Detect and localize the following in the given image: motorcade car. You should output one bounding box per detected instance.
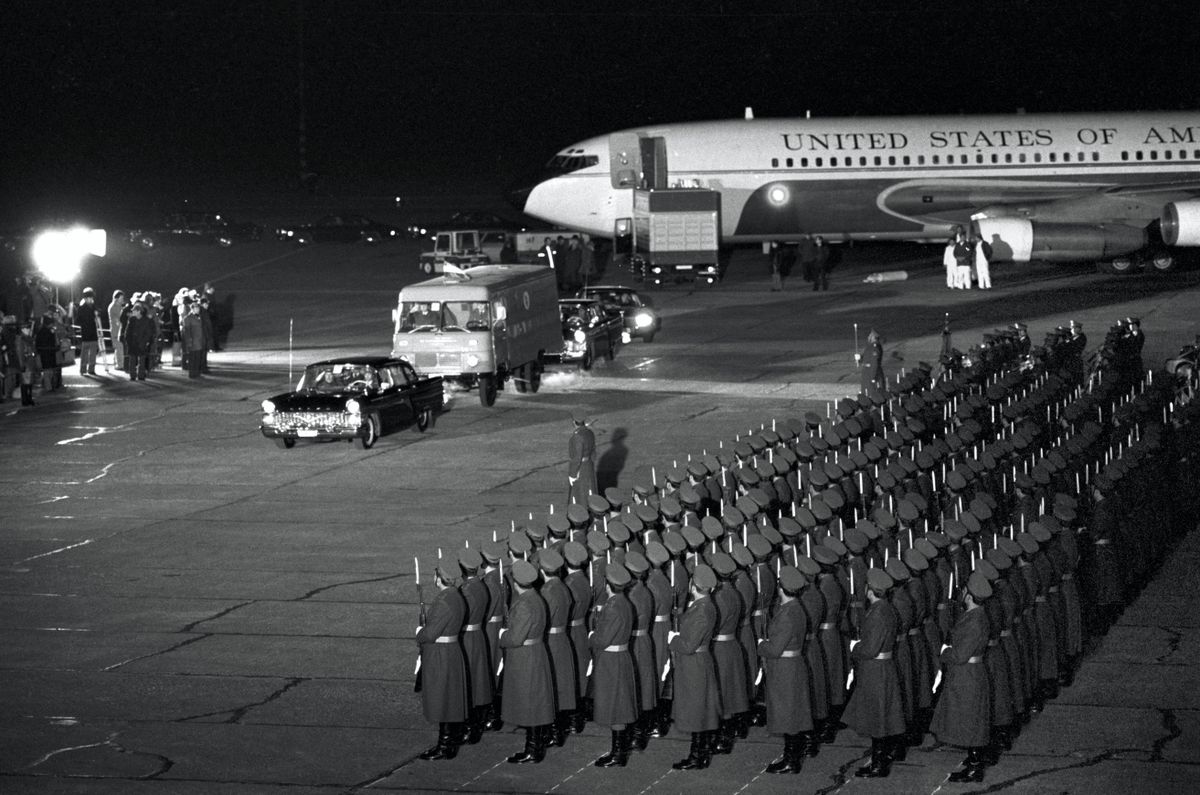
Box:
[275,215,399,245]
[128,211,263,250]
[575,284,660,343]
[545,298,625,370]
[259,356,444,449]
[417,229,509,274]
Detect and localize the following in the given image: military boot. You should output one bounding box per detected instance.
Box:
[672,732,705,770]
[506,726,545,764]
[594,728,630,767]
[484,698,503,731]
[650,699,672,737]
[632,712,650,751]
[948,748,987,782]
[854,738,892,778]
[765,734,795,774]
[712,719,734,754]
[419,723,455,761]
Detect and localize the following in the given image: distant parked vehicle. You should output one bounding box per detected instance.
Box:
[275,215,399,245]
[128,211,262,250]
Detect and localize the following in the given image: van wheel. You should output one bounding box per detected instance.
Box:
[581,347,594,371]
[479,375,498,406]
[528,362,542,393]
[357,414,380,449]
[416,407,432,432]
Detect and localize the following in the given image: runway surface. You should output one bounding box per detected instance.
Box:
[3,232,1199,793]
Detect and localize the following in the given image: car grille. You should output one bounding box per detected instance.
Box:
[275,411,357,430]
[412,352,462,370]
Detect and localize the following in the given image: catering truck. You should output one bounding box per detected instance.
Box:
[391,264,561,406]
[631,187,721,285]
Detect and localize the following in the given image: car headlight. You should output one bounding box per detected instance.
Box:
[465,353,479,366]
[634,312,653,328]
[651,266,662,274]
[573,329,587,343]
[346,399,362,414]
[261,399,276,413]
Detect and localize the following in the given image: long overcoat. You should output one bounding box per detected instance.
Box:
[416,587,469,723]
[799,584,829,721]
[565,569,592,698]
[499,589,555,727]
[758,597,813,735]
[459,575,493,708]
[669,594,721,732]
[628,580,658,711]
[589,591,638,727]
[541,576,576,712]
[931,604,991,748]
[712,583,749,717]
[568,425,597,505]
[818,572,848,708]
[842,598,906,739]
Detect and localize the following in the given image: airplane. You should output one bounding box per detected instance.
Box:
[509,110,1200,274]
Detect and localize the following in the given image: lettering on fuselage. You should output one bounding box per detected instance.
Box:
[775,125,1200,153]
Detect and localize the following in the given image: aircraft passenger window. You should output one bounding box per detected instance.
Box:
[932,155,939,164]
[1120,151,1128,161]
[1019,153,1026,163]
[801,157,809,167]
[1136,151,1144,161]
[991,154,999,163]
[902,156,910,165]
[1049,152,1056,162]
[874,156,881,166]
[786,158,794,167]
[918,155,925,165]
[1165,150,1173,160]
[861,156,867,166]
[976,154,983,164]
[1034,153,1041,163]
[1180,150,1187,159]
[887,156,894,166]
[815,157,823,167]
[1150,150,1158,160]
[831,157,838,166]
[1005,154,1013,163]
[771,158,779,167]
[1092,152,1099,161]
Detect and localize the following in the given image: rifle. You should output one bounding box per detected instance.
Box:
[414,557,426,693]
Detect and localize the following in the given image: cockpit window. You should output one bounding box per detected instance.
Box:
[544,154,600,174]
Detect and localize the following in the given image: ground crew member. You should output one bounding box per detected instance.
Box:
[568,416,598,506]
[457,548,492,744]
[670,563,721,770]
[844,567,905,778]
[758,564,814,774]
[932,571,994,783]
[812,235,831,291]
[417,563,469,761]
[501,560,555,764]
[590,563,638,767]
[537,549,576,747]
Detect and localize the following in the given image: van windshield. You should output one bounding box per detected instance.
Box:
[399,300,491,332]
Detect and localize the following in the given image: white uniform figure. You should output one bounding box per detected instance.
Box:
[974,237,992,289]
[943,241,957,288]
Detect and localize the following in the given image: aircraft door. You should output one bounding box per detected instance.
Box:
[609,133,641,189]
[639,137,667,189]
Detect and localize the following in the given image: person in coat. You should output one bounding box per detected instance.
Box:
[843,568,906,778]
[814,545,849,743]
[796,554,829,754]
[500,560,555,764]
[757,565,814,774]
[932,572,994,782]
[537,549,577,747]
[710,552,749,754]
[589,563,638,767]
[456,548,493,745]
[70,287,104,375]
[107,290,126,370]
[670,563,721,770]
[644,540,676,737]
[812,235,831,291]
[625,551,659,751]
[122,303,156,381]
[416,564,469,760]
[479,540,507,731]
[563,541,593,733]
[15,320,40,405]
[568,417,598,506]
[181,301,205,378]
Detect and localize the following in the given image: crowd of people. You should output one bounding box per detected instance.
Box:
[413,316,1198,783]
[944,225,993,290]
[0,272,225,405]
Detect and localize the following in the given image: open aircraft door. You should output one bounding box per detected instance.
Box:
[611,134,667,253]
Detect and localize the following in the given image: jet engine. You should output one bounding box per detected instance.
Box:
[973,218,1146,263]
[1160,200,1200,246]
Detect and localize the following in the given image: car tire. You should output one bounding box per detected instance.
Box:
[421,261,434,275]
[416,407,432,432]
[514,366,528,393]
[528,361,542,393]
[479,374,498,407]
[357,414,380,449]
[581,346,594,371]
[275,437,295,449]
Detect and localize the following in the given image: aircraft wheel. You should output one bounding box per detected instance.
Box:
[1149,252,1177,273]
[1099,257,1136,275]
[479,374,498,406]
[357,414,380,449]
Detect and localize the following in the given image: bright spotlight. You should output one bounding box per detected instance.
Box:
[768,184,790,206]
[30,227,105,284]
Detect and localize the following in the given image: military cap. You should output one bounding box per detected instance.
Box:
[1053,504,1077,525]
[659,496,683,520]
[508,531,533,556]
[812,544,840,567]
[525,523,547,545]
[747,533,773,561]
[867,567,895,593]
[820,488,846,513]
[967,571,993,601]
[625,550,650,575]
[897,499,920,525]
[985,547,1013,570]
[710,551,737,578]
[645,540,670,567]
[731,542,754,569]
[687,459,710,480]
[436,563,460,586]
[666,466,687,486]
[676,484,701,507]
[512,559,539,587]
[1016,532,1039,556]
[604,487,626,511]
[632,477,654,497]
[969,500,993,523]
[924,531,949,551]
[733,441,754,462]
[795,553,821,578]
[822,460,844,482]
[608,519,633,546]
[1093,472,1113,492]
[1031,466,1052,486]
[844,527,870,554]
[692,563,718,591]
[997,536,1024,559]
[481,538,507,563]
[747,487,773,511]
[682,524,706,551]
[1029,522,1052,544]
[902,546,929,572]
[808,466,830,489]
[1053,492,1078,511]
[863,439,885,462]
[885,557,910,583]
[539,548,565,574]
[735,495,760,519]
[960,512,982,535]
[856,518,882,541]
[586,493,610,516]
[974,558,1000,581]
[794,438,816,461]
[849,449,870,471]
[811,434,831,454]
[914,449,935,472]
[912,538,937,561]
[733,466,760,490]
[587,529,611,554]
[778,565,807,593]
[662,530,687,556]
[563,540,589,567]
[605,563,632,589]
[696,515,720,542]
[810,497,834,524]
[458,547,484,571]
[826,535,849,557]
[944,519,967,542]
[876,469,897,491]
[942,466,967,492]
[776,447,799,466]
[760,523,783,547]
[552,512,575,536]
[721,505,746,529]
[804,410,823,428]
[634,503,659,527]
[778,516,803,539]
[874,508,897,532]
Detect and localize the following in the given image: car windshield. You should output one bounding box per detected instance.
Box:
[298,363,379,394]
[399,300,490,332]
[590,289,640,307]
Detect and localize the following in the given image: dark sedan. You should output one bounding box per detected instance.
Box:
[576,285,661,343]
[275,214,400,245]
[544,299,625,370]
[129,211,263,250]
[260,357,445,449]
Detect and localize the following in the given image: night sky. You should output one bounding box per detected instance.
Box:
[3,0,1199,217]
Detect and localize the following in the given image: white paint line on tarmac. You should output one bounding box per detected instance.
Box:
[16,539,94,565]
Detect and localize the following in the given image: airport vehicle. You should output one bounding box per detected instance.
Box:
[275,215,399,245]
[545,298,624,370]
[511,110,1200,274]
[406,210,521,239]
[416,229,506,274]
[260,356,444,450]
[391,264,561,406]
[128,211,262,250]
[630,188,721,285]
[576,284,660,342]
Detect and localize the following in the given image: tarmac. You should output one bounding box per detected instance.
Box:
[2,235,1199,793]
